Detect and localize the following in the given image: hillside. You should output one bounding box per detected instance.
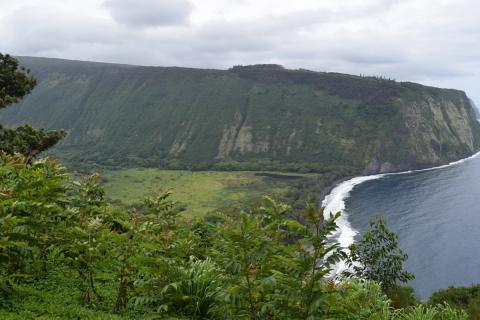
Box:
[470,98,480,119]
[1,56,479,174]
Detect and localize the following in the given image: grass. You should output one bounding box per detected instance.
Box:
[0,260,165,320]
[101,168,312,217]
[1,265,129,320]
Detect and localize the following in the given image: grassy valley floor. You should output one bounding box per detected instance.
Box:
[100,168,316,218]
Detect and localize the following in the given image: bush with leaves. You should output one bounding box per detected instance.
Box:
[154,257,224,318]
[0,125,65,160]
[0,154,68,290]
[0,54,36,108]
[106,201,183,313]
[387,285,418,310]
[62,174,111,305]
[323,281,466,320]
[104,207,138,313]
[0,54,64,158]
[394,303,468,320]
[330,280,392,319]
[130,191,212,316]
[429,284,480,319]
[267,200,347,319]
[0,212,26,296]
[346,216,414,292]
[211,196,346,319]
[213,204,282,319]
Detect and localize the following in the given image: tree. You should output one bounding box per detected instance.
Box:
[0,153,68,295]
[346,216,414,292]
[63,174,109,305]
[281,201,347,319]
[0,54,36,108]
[212,197,346,319]
[0,53,64,158]
[0,124,65,159]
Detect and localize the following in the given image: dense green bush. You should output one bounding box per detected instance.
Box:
[387,285,419,309]
[346,216,415,292]
[0,154,68,291]
[0,54,64,159]
[429,284,480,319]
[0,154,473,319]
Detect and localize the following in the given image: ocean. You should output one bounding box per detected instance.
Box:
[322,153,480,299]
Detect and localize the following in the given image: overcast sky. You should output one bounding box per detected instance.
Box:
[1,0,479,102]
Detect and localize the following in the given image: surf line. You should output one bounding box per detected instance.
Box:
[321,151,480,274]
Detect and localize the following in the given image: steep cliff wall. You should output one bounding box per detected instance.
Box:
[1,57,479,174]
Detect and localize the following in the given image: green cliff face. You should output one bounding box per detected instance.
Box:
[1,57,479,174]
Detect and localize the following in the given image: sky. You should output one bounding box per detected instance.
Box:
[1,0,479,102]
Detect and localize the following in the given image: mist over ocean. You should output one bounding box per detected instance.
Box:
[344,155,480,299]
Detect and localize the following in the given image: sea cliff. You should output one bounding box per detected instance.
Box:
[1,57,479,175]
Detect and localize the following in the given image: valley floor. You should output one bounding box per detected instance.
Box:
[101,168,315,217]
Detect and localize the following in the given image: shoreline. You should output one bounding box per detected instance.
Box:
[321,151,480,274]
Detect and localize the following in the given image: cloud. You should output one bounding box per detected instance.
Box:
[0,0,479,102]
[0,3,119,57]
[104,0,192,27]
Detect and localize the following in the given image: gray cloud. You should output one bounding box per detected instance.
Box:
[104,0,192,27]
[0,0,479,102]
[1,4,119,54]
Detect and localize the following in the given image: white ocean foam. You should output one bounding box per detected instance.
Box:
[322,151,480,274]
[321,175,385,247]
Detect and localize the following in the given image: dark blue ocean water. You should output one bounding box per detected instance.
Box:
[345,155,480,299]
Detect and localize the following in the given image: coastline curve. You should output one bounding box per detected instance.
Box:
[321,151,480,274]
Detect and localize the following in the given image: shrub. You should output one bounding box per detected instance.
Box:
[387,285,419,309]
[429,285,480,319]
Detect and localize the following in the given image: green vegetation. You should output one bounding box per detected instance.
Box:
[0,54,64,159]
[0,53,36,108]
[429,285,480,319]
[0,154,471,319]
[2,54,480,320]
[346,216,415,292]
[1,57,479,175]
[101,168,309,217]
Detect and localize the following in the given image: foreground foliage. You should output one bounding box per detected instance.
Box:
[0,52,477,319]
[0,54,64,160]
[346,216,415,292]
[429,284,480,320]
[0,53,36,108]
[0,154,473,319]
